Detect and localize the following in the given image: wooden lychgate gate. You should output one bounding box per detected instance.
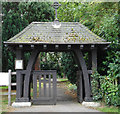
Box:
[32,70,57,105]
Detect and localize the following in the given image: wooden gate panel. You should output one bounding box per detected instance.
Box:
[32,70,57,105]
[39,75,41,97]
[33,74,37,99]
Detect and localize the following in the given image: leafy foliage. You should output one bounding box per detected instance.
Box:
[2,2,54,72]
[68,83,77,92]
[91,71,102,101]
[58,2,119,106]
[91,52,120,106]
[40,52,62,77]
[61,52,78,84]
[2,2,120,106]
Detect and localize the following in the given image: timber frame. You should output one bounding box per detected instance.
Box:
[5,43,107,103]
[4,21,110,104]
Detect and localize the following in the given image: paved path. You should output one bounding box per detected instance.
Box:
[13,83,100,112]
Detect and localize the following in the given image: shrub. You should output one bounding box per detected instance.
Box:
[91,52,120,107]
[91,71,102,101]
[68,83,77,92]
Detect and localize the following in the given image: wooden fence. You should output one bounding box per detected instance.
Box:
[0,70,16,106]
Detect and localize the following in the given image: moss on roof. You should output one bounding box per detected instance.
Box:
[5,22,110,44]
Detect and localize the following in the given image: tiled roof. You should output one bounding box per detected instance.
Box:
[5,22,110,44]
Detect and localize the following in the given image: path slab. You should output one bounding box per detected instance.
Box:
[82,101,101,108]
[12,83,100,112]
[12,102,31,107]
[13,101,100,112]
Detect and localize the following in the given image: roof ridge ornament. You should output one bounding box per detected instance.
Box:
[52,2,61,21]
[52,2,61,28]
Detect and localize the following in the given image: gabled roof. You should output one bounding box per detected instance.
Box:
[5,22,110,45]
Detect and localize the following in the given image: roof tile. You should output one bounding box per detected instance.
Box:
[6,22,110,44]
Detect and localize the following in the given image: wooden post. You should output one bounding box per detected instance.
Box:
[72,51,81,70]
[74,49,92,102]
[8,69,11,106]
[49,74,51,97]
[43,75,47,97]
[15,48,23,102]
[77,70,83,103]
[88,51,92,70]
[91,48,98,97]
[92,49,97,73]
[33,74,37,100]
[88,51,92,91]
[23,49,40,101]
[53,71,57,105]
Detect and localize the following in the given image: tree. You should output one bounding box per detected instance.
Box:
[2,2,54,71]
[2,2,28,71]
[58,2,119,81]
[61,52,78,84]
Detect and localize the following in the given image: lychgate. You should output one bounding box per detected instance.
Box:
[4,21,110,105]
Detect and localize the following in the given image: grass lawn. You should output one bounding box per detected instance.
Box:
[95,101,119,113]
[97,106,119,112]
[57,78,68,82]
[0,86,8,89]
[0,86,16,113]
[1,95,16,113]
